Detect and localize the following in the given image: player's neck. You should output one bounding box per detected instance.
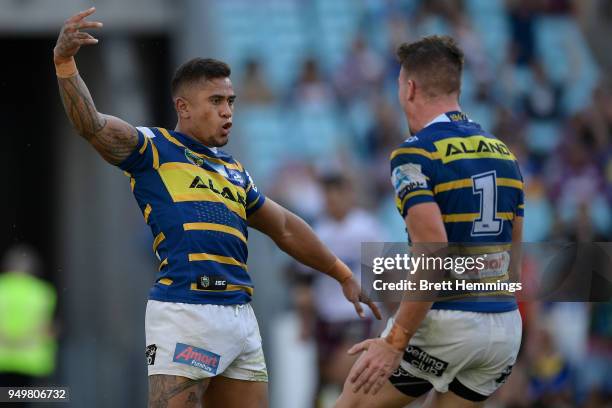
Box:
[174,123,214,149]
[411,98,461,134]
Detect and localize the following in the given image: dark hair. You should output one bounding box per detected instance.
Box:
[171,58,231,96]
[396,35,464,98]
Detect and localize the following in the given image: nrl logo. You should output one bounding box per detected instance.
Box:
[200,275,210,288]
[185,149,204,167]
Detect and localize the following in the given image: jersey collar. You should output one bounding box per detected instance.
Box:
[423,111,470,129]
[173,130,219,155]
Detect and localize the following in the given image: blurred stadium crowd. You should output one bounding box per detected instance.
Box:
[211,0,612,407]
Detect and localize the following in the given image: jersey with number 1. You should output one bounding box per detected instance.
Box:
[390,111,524,313]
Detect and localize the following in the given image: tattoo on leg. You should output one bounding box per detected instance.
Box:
[185,391,198,407]
[149,376,201,408]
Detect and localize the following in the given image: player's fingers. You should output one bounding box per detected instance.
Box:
[74,32,96,40]
[353,365,377,393]
[362,371,377,394]
[67,7,96,23]
[361,295,382,320]
[347,339,370,355]
[352,300,365,319]
[65,21,103,32]
[69,31,98,45]
[78,21,104,30]
[77,38,99,45]
[371,374,388,395]
[349,353,370,383]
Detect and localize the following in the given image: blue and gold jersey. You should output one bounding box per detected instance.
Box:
[118,127,265,305]
[390,112,524,313]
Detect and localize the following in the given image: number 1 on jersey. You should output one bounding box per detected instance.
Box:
[471,171,502,236]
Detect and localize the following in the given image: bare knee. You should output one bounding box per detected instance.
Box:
[148,375,206,408]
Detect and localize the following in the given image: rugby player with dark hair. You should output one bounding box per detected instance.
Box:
[336,35,524,408]
[53,8,380,408]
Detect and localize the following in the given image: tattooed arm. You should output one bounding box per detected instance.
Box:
[54,7,138,165]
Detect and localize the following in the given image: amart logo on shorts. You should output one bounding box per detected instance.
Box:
[173,343,220,374]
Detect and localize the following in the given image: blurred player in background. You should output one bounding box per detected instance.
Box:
[336,35,524,407]
[291,172,386,407]
[53,8,380,408]
[0,245,57,389]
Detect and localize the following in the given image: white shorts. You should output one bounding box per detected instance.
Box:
[145,300,268,382]
[383,309,522,399]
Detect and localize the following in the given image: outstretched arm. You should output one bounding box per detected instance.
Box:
[248,198,381,319]
[54,7,138,165]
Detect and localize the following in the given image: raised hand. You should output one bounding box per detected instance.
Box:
[54,7,102,62]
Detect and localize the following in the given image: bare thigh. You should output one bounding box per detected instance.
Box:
[422,390,484,408]
[148,375,208,408]
[202,375,268,408]
[335,378,417,408]
[335,354,416,408]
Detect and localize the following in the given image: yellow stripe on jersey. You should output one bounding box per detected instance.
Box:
[183,222,247,244]
[158,278,173,285]
[153,232,165,253]
[499,178,524,189]
[158,258,168,271]
[442,212,515,222]
[188,253,247,270]
[157,127,243,171]
[157,162,247,219]
[150,138,160,169]
[143,204,152,223]
[433,135,516,164]
[157,127,185,149]
[390,147,440,161]
[139,135,149,154]
[189,283,254,296]
[518,204,525,209]
[434,177,523,194]
[434,179,472,194]
[246,196,261,210]
[396,190,434,210]
[130,177,135,192]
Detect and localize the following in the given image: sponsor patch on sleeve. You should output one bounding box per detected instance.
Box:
[173,343,220,375]
[391,163,428,197]
[245,170,259,193]
[146,344,157,366]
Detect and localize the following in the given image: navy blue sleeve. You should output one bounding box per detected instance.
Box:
[118,127,160,173]
[389,145,436,217]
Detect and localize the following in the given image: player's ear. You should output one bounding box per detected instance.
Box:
[175,96,190,119]
[407,79,416,102]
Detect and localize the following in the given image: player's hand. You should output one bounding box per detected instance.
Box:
[54,7,103,62]
[340,276,382,320]
[347,338,403,395]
